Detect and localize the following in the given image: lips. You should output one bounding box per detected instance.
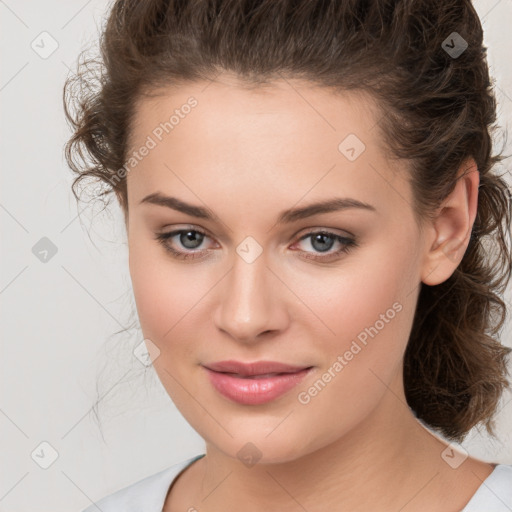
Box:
[202,360,313,405]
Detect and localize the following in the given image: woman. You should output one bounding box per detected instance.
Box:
[63,0,512,510]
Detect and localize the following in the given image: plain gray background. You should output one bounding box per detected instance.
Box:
[1,1,511,510]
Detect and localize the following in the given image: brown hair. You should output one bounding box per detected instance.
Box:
[63,0,512,442]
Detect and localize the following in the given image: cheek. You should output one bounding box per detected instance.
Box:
[304,246,417,391]
[128,240,210,404]
[128,233,204,343]
[290,255,416,450]
[296,245,414,351]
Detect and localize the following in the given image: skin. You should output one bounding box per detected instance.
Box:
[123,73,492,512]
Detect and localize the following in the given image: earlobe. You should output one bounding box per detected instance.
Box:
[421,158,480,286]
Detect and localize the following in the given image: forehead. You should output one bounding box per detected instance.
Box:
[129,74,382,148]
[126,75,411,218]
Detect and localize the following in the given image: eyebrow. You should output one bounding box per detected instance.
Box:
[139,192,376,224]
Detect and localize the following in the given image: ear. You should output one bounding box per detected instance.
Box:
[420,157,479,286]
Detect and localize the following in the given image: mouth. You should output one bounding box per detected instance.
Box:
[217,371,305,379]
[202,361,314,405]
[203,359,312,377]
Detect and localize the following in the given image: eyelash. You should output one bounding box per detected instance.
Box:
[154,227,358,263]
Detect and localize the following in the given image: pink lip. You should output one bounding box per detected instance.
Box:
[202,360,313,405]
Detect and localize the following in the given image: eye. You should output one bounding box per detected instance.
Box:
[154,227,215,260]
[154,227,357,262]
[290,230,357,262]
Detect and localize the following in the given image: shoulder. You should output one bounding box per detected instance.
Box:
[462,464,512,512]
[80,454,205,512]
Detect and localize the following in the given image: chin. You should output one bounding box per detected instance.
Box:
[198,418,327,466]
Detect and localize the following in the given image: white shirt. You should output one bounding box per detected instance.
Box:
[81,455,512,512]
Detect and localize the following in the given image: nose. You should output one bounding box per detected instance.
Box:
[213,249,288,344]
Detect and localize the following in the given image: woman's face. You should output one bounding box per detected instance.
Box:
[125,74,432,463]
